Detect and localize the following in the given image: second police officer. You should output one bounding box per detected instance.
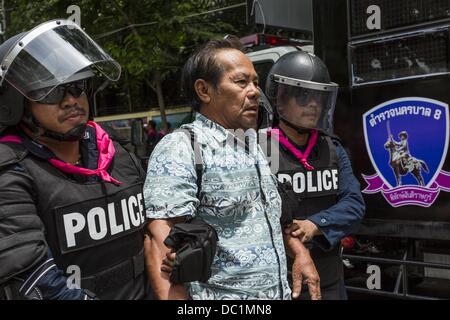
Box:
[262,51,365,300]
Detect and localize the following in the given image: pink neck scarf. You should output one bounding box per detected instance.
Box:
[268,127,318,171]
[0,121,122,185]
[0,135,22,144]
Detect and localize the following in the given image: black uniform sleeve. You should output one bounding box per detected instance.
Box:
[0,164,95,300]
[308,141,366,250]
[0,164,47,284]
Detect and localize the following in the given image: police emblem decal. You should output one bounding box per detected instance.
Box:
[362,97,450,207]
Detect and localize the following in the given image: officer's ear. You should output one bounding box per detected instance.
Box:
[194,79,212,104]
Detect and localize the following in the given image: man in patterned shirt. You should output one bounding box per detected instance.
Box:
[143,37,320,300]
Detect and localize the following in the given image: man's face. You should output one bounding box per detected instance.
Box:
[29,89,89,135]
[208,49,260,131]
[279,88,324,129]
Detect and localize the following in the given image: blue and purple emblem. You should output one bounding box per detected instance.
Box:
[362,97,450,207]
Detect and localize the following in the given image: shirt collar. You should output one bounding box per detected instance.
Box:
[195,113,230,143]
[194,113,260,145]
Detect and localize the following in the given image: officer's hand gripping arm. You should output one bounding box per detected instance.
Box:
[145,218,189,300]
[306,142,365,250]
[283,234,321,300]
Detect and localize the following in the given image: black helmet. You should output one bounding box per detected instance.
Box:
[0,33,94,134]
[0,19,121,139]
[265,51,338,133]
[0,33,27,133]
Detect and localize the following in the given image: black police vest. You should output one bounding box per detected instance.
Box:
[264,133,343,288]
[276,135,339,216]
[19,143,147,300]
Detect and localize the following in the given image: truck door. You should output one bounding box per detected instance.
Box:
[314,0,450,299]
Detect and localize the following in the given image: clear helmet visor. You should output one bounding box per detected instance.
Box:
[274,75,338,133]
[0,20,121,101]
[257,88,274,129]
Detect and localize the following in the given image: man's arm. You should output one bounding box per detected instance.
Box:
[144,218,189,300]
[391,136,402,147]
[283,234,321,300]
[143,131,201,299]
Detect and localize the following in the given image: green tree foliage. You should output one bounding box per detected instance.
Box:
[4,0,249,125]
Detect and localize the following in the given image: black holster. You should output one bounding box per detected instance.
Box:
[277,180,303,227]
[164,218,218,284]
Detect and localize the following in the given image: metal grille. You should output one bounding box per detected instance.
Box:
[351,29,449,85]
[350,0,450,37]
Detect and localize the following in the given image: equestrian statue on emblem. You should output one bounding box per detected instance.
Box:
[384,121,429,186]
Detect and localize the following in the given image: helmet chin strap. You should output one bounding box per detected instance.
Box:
[21,108,87,142]
[280,118,311,135]
[42,123,87,142]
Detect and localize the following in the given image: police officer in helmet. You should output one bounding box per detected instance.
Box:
[0,20,149,300]
[263,51,365,300]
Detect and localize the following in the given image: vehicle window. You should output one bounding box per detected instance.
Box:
[351,29,450,86]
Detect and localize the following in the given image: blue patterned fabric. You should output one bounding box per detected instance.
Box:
[144,114,291,300]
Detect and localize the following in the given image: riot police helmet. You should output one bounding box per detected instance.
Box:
[265,50,338,133]
[0,19,121,139]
